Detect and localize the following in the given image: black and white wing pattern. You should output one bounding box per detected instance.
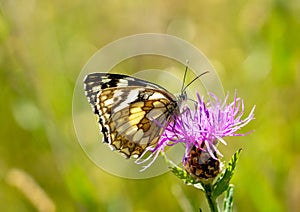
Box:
[84,73,179,158]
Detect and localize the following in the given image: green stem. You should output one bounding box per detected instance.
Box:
[203,183,219,212]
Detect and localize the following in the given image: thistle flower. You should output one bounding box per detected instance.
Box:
[136,91,255,175]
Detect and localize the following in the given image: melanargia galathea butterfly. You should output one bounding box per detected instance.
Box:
[84,73,183,158]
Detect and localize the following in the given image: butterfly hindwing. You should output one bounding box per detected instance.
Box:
[84,73,178,158]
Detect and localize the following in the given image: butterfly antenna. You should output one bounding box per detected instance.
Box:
[182,71,209,93]
[181,60,189,94]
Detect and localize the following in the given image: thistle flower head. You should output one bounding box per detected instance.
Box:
[136,91,255,174]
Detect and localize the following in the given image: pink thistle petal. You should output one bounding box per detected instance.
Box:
[136,91,255,171]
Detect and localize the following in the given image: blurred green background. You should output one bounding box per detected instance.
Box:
[1,1,299,211]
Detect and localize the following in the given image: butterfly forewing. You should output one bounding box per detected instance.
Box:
[84,73,179,158]
[84,73,168,105]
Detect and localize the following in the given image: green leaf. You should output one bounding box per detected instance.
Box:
[166,156,204,191]
[212,149,242,198]
[170,165,194,183]
[223,184,234,212]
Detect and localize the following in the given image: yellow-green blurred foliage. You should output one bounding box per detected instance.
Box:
[1,0,299,211]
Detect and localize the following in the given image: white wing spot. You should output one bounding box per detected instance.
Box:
[104,98,114,106]
[117,79,129,86]
[92,85,101,93]
[149,92,166,100]
[132,129,144,143]
[140,137,150,145]
[114,90,123,97]
[147,108,165,120]
[102,79,111,83]
[112,89,142,112]
[127,89,142,101]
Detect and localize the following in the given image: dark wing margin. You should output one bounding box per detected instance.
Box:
[84,72,168,106]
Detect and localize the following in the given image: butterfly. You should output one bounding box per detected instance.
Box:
[84,70,207,159]
[84,73,181,158]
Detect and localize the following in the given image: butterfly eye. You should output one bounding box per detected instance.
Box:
[180,91,187,101]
